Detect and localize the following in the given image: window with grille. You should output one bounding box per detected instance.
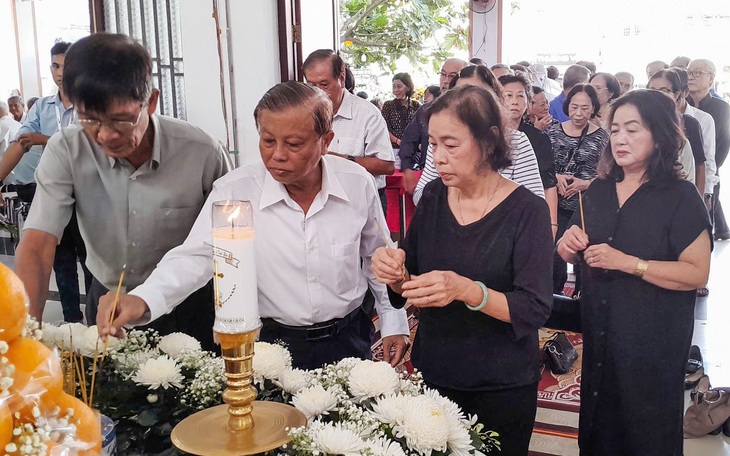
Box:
[102,0,186,120]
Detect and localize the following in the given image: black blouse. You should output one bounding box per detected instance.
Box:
[571,177,711,454]
[520,119,557,189]
[391,180,553,391]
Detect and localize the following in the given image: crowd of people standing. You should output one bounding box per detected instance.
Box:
[0,32,724,456]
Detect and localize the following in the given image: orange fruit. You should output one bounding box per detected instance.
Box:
[5,338,63,412]
[0,402,12,451]
[0,263,28,343]
[51,393,101,456]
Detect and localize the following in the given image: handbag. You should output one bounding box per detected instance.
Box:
[683,387,730,438]
[543,332,578,375]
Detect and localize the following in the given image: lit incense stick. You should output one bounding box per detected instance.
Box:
[578,191,586,233]
[90,264,126,406]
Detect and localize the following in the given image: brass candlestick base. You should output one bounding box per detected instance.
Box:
[171,327,306,455]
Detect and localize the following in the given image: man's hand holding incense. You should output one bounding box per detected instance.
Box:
[97,293,149,339]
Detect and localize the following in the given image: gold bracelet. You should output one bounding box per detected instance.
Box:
[633,259,649,278]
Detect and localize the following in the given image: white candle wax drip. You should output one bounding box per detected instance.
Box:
[212,226,260,333]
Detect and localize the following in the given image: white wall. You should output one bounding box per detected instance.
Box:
[179,0,281,166]
[470,0,501,65]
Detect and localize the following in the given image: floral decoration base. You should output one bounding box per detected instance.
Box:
[170,401,307,455]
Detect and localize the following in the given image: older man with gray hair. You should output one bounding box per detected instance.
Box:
[548,64,591,122]
[688,58,730,244]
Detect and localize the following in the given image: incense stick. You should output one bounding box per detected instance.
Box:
[578,191,586,233]
[89,265,126,407]
[374,217,397,249]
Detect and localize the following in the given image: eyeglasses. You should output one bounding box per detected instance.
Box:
[77,104,146,134]
[688,70,712,78]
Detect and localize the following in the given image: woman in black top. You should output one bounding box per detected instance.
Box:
[557,90,711,456]
[372,85,553,456]
[547,84,609,294]
[381,72,420,149]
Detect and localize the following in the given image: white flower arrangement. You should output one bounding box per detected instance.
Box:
[132,354,184,390]
[158,332,202,358]
[255,347,500,455]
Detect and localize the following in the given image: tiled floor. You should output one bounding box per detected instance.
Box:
[3,237,730,455]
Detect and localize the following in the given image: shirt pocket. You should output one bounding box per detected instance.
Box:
[331,241,360,296]
[155,205,201,252]
[333,137,361,156]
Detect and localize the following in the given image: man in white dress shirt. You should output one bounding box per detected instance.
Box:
[302,50,394,212]
[0,102,21,157]
[98,82,410,370]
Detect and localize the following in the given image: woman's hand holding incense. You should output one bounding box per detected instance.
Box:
[372,247,407,286]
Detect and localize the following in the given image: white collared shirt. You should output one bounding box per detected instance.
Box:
[329,91,394,189]
[683,104,718,192]
[130,155,409,338]
[0,115,21,157]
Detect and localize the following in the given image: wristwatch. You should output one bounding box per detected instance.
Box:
[347,155,356,162]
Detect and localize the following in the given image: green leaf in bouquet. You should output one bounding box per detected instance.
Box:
[135,409,161,427]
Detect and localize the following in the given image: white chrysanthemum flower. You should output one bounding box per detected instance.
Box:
[76,326,122,357]
[132,355,184,390]
[394,396,449,454]
[275,368,310,395]
[291,384,339,420]
[158,332,202,358]
[336,357,363,370]
[57,323,87,352]
[311,421,367,456]
[40,324,61,348]
[445,418,474,456]
[347,360,399,401]
[252,342,292,381]
[115,349,160,375]
[369,394,406,425]
[422,388,467,424]
[366,436,408,456]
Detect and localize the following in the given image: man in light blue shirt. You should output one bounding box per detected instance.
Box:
[0,41,91,323]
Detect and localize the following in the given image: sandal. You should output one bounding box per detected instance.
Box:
[686,366,705,391]
[687,345,703,374]
[697,287,709,297]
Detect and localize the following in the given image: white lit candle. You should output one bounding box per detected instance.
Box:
[211,201,260,333]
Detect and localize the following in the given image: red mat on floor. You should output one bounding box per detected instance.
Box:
[537,329,583,414]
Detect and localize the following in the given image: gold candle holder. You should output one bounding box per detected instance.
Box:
[218,329,259,432]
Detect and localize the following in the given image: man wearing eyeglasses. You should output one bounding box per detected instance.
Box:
[398,58,468,193]
[0,41,94,325]
[688,59,730,242]
[13,33,231,350]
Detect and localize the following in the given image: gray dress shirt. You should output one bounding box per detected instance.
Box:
[25,114,231,290]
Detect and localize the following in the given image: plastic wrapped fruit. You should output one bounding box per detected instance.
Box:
[0,263,29,343]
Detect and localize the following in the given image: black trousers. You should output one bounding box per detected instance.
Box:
[378,187,387,215]
[553,207,577,294]
[429,381,539,456]
[712,182,729,237]
[86,278,217,352]
[259,308,374,370]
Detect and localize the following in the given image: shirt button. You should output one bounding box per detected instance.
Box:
[131,210,137,215]
[607,236,613,241]
[597,362,603,367]
[131,176,137,181]
[165,210,171,216]
[130,268,136,274]
[601,299,607,304]
[131,242,137,247]
[600,331,606,336]
[593,392,599,397]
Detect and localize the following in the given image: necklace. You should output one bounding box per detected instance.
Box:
[457,176,503,225]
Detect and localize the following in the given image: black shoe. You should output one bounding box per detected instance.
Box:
[714,232,730,241]
[686,367,706,391]
[687,345,703,374]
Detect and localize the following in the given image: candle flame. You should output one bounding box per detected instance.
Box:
[227,206,241,224]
